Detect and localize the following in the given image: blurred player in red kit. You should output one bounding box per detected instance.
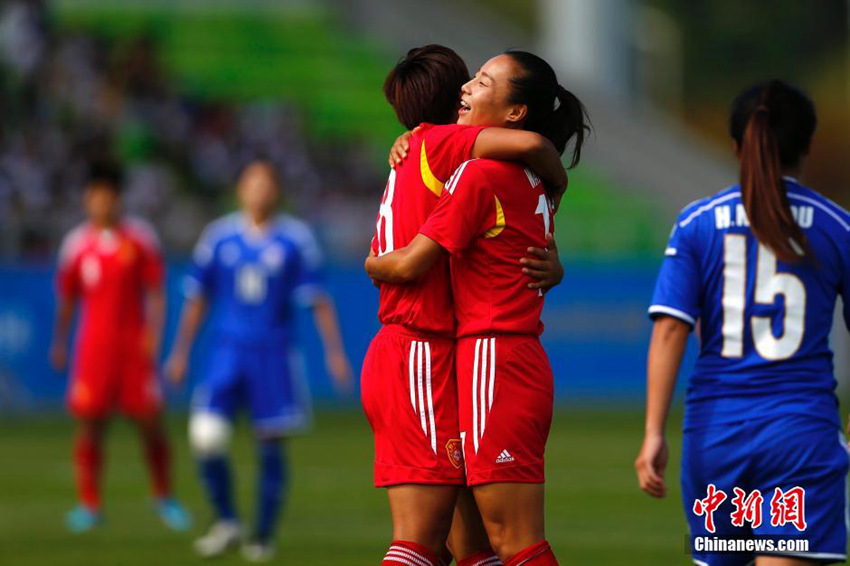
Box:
[50,161,190,533]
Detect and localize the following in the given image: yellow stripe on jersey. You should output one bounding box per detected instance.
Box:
[420,142,444,197]
[484,196,506,238]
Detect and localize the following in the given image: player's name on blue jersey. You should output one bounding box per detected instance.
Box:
[650,178,850,430]
[186,213,325,341]
[705,201,813,231]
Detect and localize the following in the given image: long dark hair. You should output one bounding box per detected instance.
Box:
[384,45,469,129]
[502,50,590,168]
[729,80,816,263]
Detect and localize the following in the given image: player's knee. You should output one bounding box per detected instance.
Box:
[189,412,231,458]
[483,523,509,559]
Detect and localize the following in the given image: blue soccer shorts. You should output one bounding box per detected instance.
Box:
[191,336,312,437]
[681,413,848,566]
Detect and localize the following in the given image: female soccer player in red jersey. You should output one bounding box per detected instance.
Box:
[50,161,190,533]
[366,51,588,566]
[362,46,569,566]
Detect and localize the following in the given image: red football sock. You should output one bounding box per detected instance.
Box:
[504,541,558,566]
[383,540,443,566]
[74,431,102,509]
[143,431,172,498]
[458,549,503,566]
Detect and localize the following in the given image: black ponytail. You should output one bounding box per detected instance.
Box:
[730,80,816,263]
[503,50,590,168]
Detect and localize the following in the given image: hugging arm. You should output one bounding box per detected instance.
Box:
[364,234,445,283]
[472,129,568,208]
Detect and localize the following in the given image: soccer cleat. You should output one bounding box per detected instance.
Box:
[193,520,242,558]
[242,540,276,563]
[155,498,192,531]
[65,505,103,533]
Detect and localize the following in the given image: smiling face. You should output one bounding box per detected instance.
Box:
[457,54,527,129]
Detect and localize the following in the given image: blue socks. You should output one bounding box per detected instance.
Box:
[255,439,288,543]
[197,439,289,542]
[199,456,236,521]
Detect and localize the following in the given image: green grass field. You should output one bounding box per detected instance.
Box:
[0,407,689,565]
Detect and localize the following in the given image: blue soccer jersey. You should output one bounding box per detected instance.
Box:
[186,212,324,433]
[185,212,325,342]
[649,177,850,430]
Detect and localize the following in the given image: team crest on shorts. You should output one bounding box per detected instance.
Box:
[446,439,463,469]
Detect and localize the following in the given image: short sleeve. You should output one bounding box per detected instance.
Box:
[648,217,702,328]
[142,244,164,290]
[131,221,164,290]
[421,124,486,184]
[419,160,497,255]
[56,230,83,300]
[184,225,218,299]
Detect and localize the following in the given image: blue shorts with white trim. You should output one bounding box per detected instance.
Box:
[191,336,312,436]
[682,413,849,566]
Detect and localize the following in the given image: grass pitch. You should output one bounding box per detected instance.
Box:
[0,407,688,565]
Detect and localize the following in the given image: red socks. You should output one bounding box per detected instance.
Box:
[74,432,102,509]
[382,541,444,566]
[504,541,558,566]
[382,541,551,566]
[458,549,503,566]
[143,431,172,498]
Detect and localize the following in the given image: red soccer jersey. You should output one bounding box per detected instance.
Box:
[419,159,554,337]
[372,123,484,336]
[57,217,163,345]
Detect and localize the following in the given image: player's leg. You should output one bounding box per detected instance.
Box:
[120,354,190,530]
[471,483,548,563]
[190,343,243,557]
[67,416,108,531]
[386,485,457,549]
[66,354,111,532]
[755,558,817,566]
[458,336,556,565]
[361,328,466,565]
[249,434,289,560]
[241,341,310,561]
[121,348,192,530]
[132,413,191,530]
[448,487,502,566]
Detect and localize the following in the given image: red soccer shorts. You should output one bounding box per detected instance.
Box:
[457,335,554,486]
[361,324,465,487]
[68,334,162,420]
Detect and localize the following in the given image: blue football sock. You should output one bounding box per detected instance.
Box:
[255,439,288,543]
[199,456,236,521]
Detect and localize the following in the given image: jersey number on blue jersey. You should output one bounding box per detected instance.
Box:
[721,235,806,360]
[237,264,268,304]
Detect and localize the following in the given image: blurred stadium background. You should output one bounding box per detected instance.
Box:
[0,0,848,564]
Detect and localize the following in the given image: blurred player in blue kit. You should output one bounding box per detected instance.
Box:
[636,81,850,566]
[166,159,353,561]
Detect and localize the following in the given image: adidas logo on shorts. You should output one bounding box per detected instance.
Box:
[495,450,515,464]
